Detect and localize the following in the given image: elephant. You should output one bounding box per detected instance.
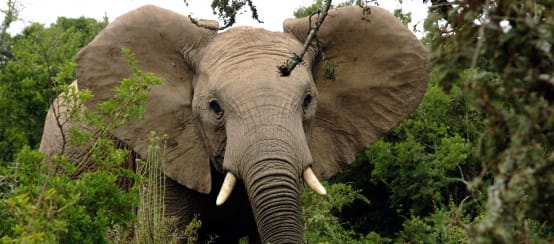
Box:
[39,4,429,243]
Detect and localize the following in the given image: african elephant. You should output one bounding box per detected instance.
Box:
[39,5,429,243]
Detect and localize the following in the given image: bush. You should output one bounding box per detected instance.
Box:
[0,48,162,242]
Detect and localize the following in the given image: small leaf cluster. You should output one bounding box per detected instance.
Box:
[303,182,385,243]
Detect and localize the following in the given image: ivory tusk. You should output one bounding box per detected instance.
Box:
[216,172,237,206]
[303,167,327,195]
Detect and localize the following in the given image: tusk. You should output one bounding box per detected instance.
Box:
[216,172,237,206]
[303,167,326,195]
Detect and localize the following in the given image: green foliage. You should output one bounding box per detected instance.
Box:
[293,0,325,18]
[302,1,553,242]
[1,146,139,243]
[0,48,163,242]
[325,71,482,239]
[393,8,411,27]
[183,217,203,244]
[0,16,107,163]
[366,79,481,215]
[395,203,468,244]
[293,0,370,18]
[293,1,485,241]
[425,0,554,242]
[303,182,380,243]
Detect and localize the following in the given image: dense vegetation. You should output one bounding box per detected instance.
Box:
[301,0,554,243]
[0,15,107,163]
[0,0,552,243]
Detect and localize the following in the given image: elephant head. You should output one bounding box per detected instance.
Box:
[75,5,429,243]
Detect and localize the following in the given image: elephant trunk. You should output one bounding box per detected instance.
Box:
[244,159,304,244]
[221,114,312,242]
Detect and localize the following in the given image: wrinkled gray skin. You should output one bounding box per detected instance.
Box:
[164,29,314,243]
[40,5,429,244]
[194,29,314,242]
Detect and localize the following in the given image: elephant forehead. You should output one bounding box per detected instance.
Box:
[199,27,305,71]
[209,67,313,102]
[197,28,314,93]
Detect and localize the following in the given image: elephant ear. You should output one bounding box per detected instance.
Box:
[284,6,430,179]
[76,5,218,193]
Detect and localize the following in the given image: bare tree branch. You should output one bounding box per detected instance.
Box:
[278,0,332,77]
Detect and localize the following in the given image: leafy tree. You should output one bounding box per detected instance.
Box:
[426,0,554,242]
[0,16,107,163]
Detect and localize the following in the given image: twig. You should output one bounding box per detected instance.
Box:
[52,100,66,155]
[187,0,263,31]
[278,0,332,77]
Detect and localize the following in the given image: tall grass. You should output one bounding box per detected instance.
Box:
[135,132,182,244]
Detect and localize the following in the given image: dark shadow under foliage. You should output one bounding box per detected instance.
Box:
[330,153,403,237]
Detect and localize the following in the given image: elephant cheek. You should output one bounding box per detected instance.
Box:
[243,161,304,244]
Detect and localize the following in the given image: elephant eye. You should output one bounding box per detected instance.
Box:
[303,94,312,112]
[209,99,224,118]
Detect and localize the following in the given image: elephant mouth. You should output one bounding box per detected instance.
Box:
[211,137,226,171]
[215,137,226,158]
